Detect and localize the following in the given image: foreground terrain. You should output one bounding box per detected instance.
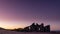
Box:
[0,30,59,34]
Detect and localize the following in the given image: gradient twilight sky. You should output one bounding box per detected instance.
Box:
[0,0,60,31]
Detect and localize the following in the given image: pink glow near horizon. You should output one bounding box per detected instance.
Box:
[0,0,60,31]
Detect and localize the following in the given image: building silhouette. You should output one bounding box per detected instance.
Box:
[23,23,50,32]
[13,23,50,32]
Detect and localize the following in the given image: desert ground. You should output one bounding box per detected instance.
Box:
[0,30,59,34]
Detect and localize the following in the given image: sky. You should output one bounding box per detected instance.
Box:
[0,0,60,31]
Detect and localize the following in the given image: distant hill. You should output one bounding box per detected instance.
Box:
[0,27,6,30]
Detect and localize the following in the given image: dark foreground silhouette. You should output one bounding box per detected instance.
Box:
[12,23,50,32]
[0,23,60,34]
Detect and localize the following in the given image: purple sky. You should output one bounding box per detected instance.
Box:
[0,0,60,31]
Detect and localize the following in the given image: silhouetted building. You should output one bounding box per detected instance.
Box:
[24,23,50,32]
[24,26,30,32]
[13,23,50,32]
[29,23,36,32]
[35,23,40,32]
[44,25,50,32]
[40,23,44,32]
